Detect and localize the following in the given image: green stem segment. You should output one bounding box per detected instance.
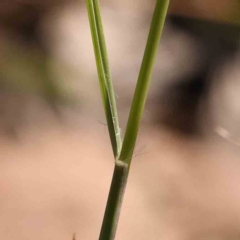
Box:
[119,0,169,163]
[87,0,121,158]
[99,161,129,240]
[86,0,169,240]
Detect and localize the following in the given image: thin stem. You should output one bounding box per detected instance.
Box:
[87,0,122,158]
[119,0,169,164]
[86,1,169,240]
[99,161,129,240]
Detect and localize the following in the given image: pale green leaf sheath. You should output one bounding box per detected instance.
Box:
[87,0,121,158]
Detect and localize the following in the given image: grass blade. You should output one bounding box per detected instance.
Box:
[87,0,121,158]
[119,0,169,163]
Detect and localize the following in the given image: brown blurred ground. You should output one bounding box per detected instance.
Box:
[1,118,240,240]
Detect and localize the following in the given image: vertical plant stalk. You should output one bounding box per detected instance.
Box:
[119,0,169,164]
[87,0,121,158]
[98,160,128,240]
[86,0,169,240]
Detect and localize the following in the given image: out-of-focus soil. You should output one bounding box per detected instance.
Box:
[0,118,240,240]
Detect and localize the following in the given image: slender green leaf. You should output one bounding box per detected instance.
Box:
[87,0,121,158]
[119,0,169,164]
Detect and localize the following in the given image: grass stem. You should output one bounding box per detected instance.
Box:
[119,0,169,164]
[86,0,169,239]
[99,161,129,240]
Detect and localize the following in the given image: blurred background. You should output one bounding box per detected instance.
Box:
[1,0,240,239]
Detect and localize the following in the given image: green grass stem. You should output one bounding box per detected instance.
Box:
[119,0,169,164]
[86,0,169,240]
[98,161,129,240]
